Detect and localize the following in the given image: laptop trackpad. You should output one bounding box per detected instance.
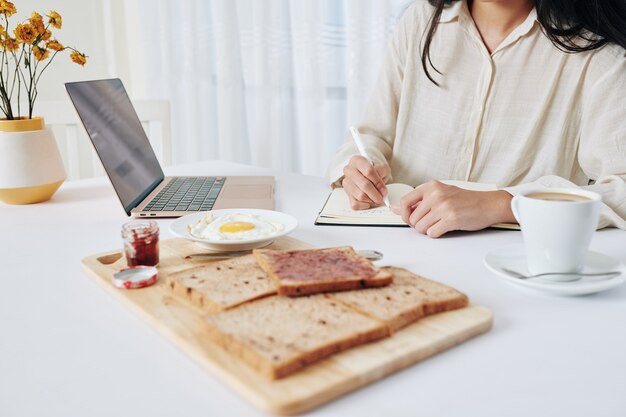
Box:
[220,184,272,199]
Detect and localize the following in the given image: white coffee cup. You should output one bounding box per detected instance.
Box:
[511,188,601,281]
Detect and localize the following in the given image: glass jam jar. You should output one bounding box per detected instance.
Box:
[121,220,159,267]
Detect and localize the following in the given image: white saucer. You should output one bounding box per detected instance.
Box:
[169,209,298,252]
[483,244,625,296]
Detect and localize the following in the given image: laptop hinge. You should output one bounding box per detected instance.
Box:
[125,176,163,215]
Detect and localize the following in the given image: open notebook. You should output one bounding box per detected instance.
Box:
[315,180,519,229]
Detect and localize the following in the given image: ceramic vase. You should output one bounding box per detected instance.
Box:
[0,117,66,204]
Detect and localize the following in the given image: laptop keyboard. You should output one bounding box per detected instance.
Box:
[143,177,224,212]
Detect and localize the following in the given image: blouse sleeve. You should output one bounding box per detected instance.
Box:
[505,50,626,229]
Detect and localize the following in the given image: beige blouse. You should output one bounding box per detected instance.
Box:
[328,0,626,229]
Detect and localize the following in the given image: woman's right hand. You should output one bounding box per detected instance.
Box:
[341,155,390,210]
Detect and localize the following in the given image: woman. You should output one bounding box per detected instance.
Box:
[328,0,626,237]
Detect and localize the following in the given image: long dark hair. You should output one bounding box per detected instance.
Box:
[422,0,626,85]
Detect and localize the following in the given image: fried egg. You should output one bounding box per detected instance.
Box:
[188,212,284,241]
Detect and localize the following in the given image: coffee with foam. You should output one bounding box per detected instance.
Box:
[526,192,591,202]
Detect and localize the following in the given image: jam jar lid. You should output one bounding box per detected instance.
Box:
[113,266,158,289]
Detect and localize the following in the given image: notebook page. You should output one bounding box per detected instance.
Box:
[320,184,413,221]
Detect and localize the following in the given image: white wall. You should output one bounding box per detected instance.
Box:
[15,0,135,103]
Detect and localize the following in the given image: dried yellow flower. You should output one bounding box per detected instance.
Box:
[47,11,62,29]
[30,12,45,35]
[46,39,63,51]
[0,4,87,120]
[33,46,49,61]
[0,1,17,17]
[1,37,18,52]
[70,51,86,66]
[14,23,37,44]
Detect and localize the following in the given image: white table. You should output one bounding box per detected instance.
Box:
[1,160,625,417]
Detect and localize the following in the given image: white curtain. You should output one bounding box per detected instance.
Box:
[134,0,412,176]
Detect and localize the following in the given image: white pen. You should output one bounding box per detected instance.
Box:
[349,126,390,208]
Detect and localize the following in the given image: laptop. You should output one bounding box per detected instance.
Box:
[65,79,274,218]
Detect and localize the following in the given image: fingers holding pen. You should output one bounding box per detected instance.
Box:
[343,176,374,209]
[343,155,389,207]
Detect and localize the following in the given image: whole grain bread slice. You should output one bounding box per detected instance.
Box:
[204,295,389,379]
[253,246,392,297]
[166,255,276,313]
[328,266,469,332]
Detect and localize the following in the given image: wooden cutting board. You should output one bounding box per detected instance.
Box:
[82,237,492,415]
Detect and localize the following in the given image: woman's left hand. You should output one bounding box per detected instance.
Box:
[391,180,516,238]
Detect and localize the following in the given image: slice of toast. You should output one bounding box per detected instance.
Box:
[328,266,469,332]
[166,255,276,313]
[204,295,389,379]
[253,246,392,297]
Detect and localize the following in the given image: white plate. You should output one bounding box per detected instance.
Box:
[169,209,298,251]
[483,244,625,296]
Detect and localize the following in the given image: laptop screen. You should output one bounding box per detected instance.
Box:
[65,79,164,215]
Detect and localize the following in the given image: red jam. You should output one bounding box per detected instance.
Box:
[265,249,377,282]
[121,220,159,267]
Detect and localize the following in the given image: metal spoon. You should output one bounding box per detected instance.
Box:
[501,267,621,281]
[185,249,384,261]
